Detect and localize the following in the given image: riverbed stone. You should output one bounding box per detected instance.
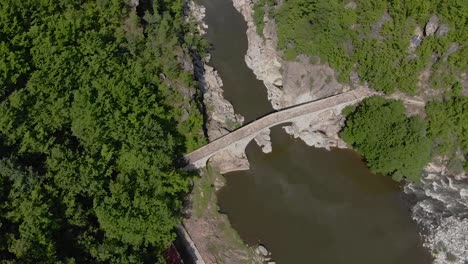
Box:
[256,245,269,256]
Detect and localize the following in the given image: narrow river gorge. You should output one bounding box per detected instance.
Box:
[196,0,433,262]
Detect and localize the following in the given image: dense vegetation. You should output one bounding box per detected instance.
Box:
[0,0,206,262]
[255,0,467,93]
[342,94,467,181]
[426,95,468,173]
[253,0,274,36]
[341,97,432,181]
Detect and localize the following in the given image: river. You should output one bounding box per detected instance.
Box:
[198,0,272,121]
[197,0,432,263]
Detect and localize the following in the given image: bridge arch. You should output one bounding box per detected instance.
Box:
[184,88,375,173]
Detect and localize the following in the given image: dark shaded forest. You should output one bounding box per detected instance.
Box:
[0,0,206,262]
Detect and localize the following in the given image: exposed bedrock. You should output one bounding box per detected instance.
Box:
[231,0,354,151]
[187,0,244,143]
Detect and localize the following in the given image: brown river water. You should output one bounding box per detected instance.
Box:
[197,0,432,262]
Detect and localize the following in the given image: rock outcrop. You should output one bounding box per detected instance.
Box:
[231,0,353,150]
[281,55,351,105]
[425,15,439,36]
[209,147,250,174]
[283,107,348,150]
[436,24,450,37]
[196,63,244,141]
[188,1,244,142]
[254,128,272,153]
[443,42,460,61]
[231,0,284,109]
[185,1,208,35]
[129,0,139,8]
[232,0,353,109]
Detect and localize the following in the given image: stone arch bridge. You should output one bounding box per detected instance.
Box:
[184,88,376,173]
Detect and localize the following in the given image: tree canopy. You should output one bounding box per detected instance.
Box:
[341,97,432,181]
[257,0,468,93]
[0,0,205,262]
[426,95,468,173]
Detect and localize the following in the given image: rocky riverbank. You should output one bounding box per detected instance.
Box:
[231,0,356,108]
[231,0,284,109]
[231,0,355,150]
[186,1,244,142]
[186,0,253,173]
[182,2,263,263]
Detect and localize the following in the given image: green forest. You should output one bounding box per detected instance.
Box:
[341,95,468,181]
[341,97,432,182]
[426,95,468,173]
[255,0,467,93]
[0,0,206,262]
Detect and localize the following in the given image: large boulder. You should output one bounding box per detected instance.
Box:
[255,245,269,257]
[425,15,439,36]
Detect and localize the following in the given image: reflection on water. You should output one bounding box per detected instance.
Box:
[218,127,432,264]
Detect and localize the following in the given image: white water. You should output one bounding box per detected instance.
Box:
[405,168,468,264]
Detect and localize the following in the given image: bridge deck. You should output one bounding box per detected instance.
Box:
[184,88,375,166]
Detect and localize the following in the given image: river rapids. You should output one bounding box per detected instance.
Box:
[404,164,468,264]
